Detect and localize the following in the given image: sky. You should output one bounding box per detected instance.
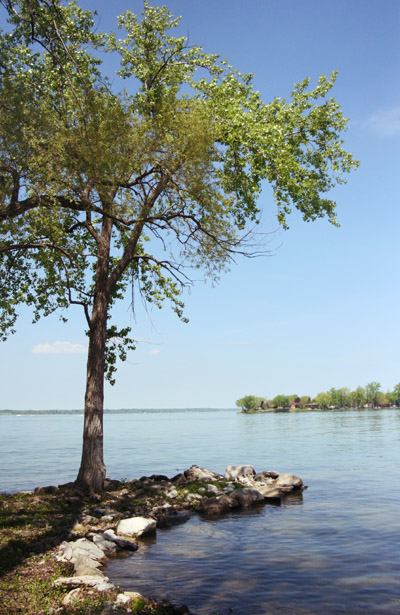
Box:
[1,0,399,409]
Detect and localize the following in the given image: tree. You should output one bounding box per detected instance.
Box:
[0,1,358,491]
[390,383,400,407]
[235,395,258,413]
[272,395,290,409]
[352,386,366,408]
[314,392,331,409]
[365,382,382,407]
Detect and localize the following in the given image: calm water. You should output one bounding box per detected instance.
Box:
[1,409,400,614]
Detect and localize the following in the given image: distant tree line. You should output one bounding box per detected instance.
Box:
[236,382,400,412]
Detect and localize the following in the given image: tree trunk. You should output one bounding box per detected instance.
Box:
[75,300,108,492]
[76,216,112,492]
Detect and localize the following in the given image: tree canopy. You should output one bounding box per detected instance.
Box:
[0,0,359,490]
[236,381,400,411]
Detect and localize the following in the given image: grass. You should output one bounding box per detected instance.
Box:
[0,475,242,614]
[0,481,196,614]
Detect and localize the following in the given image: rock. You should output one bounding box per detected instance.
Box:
[70,538,106,563]
[74,560,105,578]
[274,473,304,490]
[166,489,178,499]
[102,529,138,551]
[171,473,186,484]
[53,575,114,591]
[34,485,59,495]
[199,495,239,515]
[100,515,115,522]
[184,465,223,482]
[254,470,279,482]
[156,511,190,529]
[206,484,220,494]
[225,465,256,482]
[103,478,122,491]
[90,534,120,555]
[231,488,265,508]
[150,474,170,481]
[186,493,203,502]
[124,591,144,600]
[56,538,106,566]
[256,485,282,500]
[62,588,85,605]
[116,516,156,538]
[116,593,131,605]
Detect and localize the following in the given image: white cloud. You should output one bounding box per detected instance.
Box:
[32,341,88,355]
[366,106,400,137]
[149,349,161,356]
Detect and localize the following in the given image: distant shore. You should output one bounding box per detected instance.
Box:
[240,406,399,414]
[0,408,235,416]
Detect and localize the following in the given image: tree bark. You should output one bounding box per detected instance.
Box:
[76,215,112,492]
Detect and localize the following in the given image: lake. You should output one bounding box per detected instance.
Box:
[1,408,400,614]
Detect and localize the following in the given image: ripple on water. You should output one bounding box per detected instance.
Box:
[106,493,400,615]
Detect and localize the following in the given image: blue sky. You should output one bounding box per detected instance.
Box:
[1,0,399,409]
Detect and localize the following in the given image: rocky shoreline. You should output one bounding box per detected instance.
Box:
[47,464,306,613]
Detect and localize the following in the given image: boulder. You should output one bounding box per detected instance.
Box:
[171,473,186,484]
[116,516,156,538]
[206,484,220,495]
[199,495,238,515]
[225,465,256,482]
[53,575,115,591]
[149,474,170,482]
[184,465,223,482]
[116,594,131,605]
[156,510,190,529]
[257,485,282,500]
[123,591,145,600]
[74,558,105,578]
[254,471,279,482]
[102,529,138,551]
[90,534,119,555]
[56,538,105,565]
[70,538,105,563]
[274,473,304,490]
[231,488,265,508]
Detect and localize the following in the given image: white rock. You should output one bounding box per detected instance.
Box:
[53,575,114,591]
[166,489,178,499]
[116,593,131,605]
[186,493,203,501]
[184,465,223,482]
[90,534,119,555]
[124,591,144,600]
[225,465,256,482]
[116,516,156,538]
[70,538,105,563]
[274,473,303,489]
[102,529,138,550]
[257,485,282,499]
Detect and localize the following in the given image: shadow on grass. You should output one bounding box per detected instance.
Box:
[0,485,87,578]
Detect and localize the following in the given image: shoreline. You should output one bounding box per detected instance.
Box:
[0,464,305,615]
[240,405,399,414]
